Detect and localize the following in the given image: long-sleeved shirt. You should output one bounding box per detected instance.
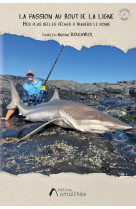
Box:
[21,78,46,103]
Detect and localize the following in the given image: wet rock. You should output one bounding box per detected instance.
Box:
[100,99,135,107]
[126,130,136,143]
[104,84,125,94]
[129,87,136,98]
[114,94,124,99]
[110,128,136,160]
[105,109,127,118]
[0,124,136,176]
[0,74,136,177]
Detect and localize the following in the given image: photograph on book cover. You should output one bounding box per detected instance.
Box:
[0,3,136,206]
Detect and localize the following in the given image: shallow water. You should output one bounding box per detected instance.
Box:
[100,99,136,107]
[101,124,136,161]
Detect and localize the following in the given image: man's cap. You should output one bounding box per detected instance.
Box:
[26,70,34,75]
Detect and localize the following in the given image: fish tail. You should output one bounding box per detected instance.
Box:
[7,81,21,109]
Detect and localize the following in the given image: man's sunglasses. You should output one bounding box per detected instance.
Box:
[27,73,34,77]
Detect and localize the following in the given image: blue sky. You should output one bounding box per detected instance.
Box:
[0,34,136,83]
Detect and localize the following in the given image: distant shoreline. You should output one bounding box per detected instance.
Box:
[1,74,136,85]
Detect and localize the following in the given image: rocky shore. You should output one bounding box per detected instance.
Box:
[0,74,136,176]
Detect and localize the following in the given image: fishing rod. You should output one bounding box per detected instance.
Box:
[44,45,64,86]
[33,45,65,105]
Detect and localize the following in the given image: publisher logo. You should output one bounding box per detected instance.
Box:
[118,9,131,21]
[49,188,58,196]
[49,188,86,197]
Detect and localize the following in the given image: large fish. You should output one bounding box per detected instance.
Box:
[7,81,132,140]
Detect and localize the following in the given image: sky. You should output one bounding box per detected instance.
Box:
[0,33,136,84]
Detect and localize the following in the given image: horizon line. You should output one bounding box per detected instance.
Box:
[0,73,136,85]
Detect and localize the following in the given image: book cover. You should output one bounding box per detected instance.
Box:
[0,2,136,206]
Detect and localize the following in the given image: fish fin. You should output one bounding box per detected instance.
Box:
[50,89,60,101]
[7,81,21,109]
[20,118,61,141]
[7,102,17,109]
